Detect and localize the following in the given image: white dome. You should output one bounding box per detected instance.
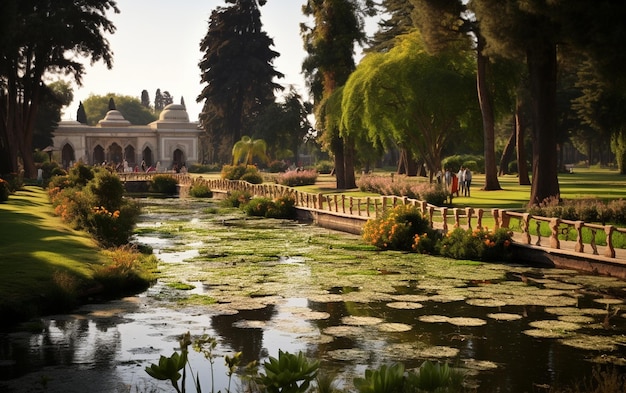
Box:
[97,110,131,127]
[158,104,190,122]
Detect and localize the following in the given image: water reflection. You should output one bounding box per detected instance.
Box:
[1,198,625,393]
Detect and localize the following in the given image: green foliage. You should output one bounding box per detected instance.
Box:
[47,165,140,247]
[442,155,484,173]
[189,180,213,198]
[222,190,252,208]
[354,363,405,393]
[276,169,318,186]
[243,195,297,219]
[188,163,222,173]
[82,94,157,125]
[221,164,263,183]
[528,197,626,226]
[315,160,334,174]
[241,171,264,184]
[149,174,178,195]
[255,350,319,393]
[0,179,10,202]
[232,136,269,165]
[406,361,466,392]
[439,227,513,262]
[268,160,289,173]
[362,205,440,253]
[93,246,157,297]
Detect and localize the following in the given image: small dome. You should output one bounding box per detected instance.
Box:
[97,110,131,127]
[158,104,190,122]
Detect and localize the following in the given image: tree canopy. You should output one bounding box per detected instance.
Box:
[82,95,157,126]
[340,32,477,179]
[0,0,118,176]
[197,0,284,163]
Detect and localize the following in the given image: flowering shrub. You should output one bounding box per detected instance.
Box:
[438,227,513,262]
[362,205,440,253]
[48,164,140,247]
[357,174,447,205]
[276,169,318,186]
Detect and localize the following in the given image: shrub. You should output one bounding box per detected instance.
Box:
[268,160,289,173]
[1,172,23,192]
[189,180,213,198]
[276,169,318,186]
[315,160,334,174]
[222,190,252,208]
[149,174,178,195]
[188,163,221,173]
[243,195,297,219]
[241,171,264,184]
[362,204,440,253]
[0,179,10,202]
[438,227,513,261]
[508,160,518,174]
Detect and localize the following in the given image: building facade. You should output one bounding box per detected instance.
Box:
[52,103,201,171]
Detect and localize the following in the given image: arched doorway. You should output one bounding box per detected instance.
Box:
[124,145,136,167]
[108,143,122,165]
[173,148,185,172]
[142,147,153,170]
[93,145,105,165]
[61,144,75,169]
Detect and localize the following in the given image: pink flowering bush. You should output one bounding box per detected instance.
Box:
[357,174,447,205]
[276,169,318,187]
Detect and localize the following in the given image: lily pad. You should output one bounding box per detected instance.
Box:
[559,334,620,351]
[232,320,267,329]
[377,323,412,332]
[391,294,430,302]
[415,346,460,358]
[419,315,450,323]
[322,325,365,337]
[466,298,507,307]
[463,359,499,371]
[327,348,370,362]
[557,315,595,324]
[593,298,624,306]
[487,313,523,321]
[447,317,487,327]
[386,301,424,310]
[341,316,384,326]
[528,320,581,331]
[523,329,572,339]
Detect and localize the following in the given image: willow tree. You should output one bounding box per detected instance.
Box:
[0,0,118,177]
[301,0,375,189]
[341,32,477,181]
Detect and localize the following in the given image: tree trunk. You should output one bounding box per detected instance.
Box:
[498,128,516,176]
[527,41,560,205]
[332,135,345,189]
[476,36,501,190]
[343,136,356,189]
[516,93,531,185]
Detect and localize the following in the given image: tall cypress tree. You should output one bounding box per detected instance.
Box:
[197,0,284,163]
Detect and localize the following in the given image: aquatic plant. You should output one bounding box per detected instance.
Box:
[255,350,319,393]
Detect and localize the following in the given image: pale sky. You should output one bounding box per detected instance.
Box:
[67,0,377,122]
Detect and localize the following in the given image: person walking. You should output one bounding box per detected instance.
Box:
[457,167,465,197]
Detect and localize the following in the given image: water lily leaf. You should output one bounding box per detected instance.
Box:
[593,298,624,306]
[557,315,595,324]
[559,334,620,351]
[377,323,412,332]
[386,301,424,310]
[327,348,370,362]
[487,313,522,321]
[523,329,572,339]
[322,325,364,337]
[418,315,450,323]
[341,316,384,326]
[233,320,267,328]
[466,298,507,307]
[391,294,430,302]
[447,317,487,327]
[528,320,581,331]
[463,359,499,371]
[415,346,459,358]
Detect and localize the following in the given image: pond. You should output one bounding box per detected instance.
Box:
[1,198,625,392]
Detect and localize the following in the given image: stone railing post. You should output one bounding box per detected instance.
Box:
[453,208,460,228]
[605,225,615,258]
[521,213,531,245]
[574,221,584,252]
[465,207,474,230]
[549,218,561,249]
[441,207,448,233]
[476,209,483,230]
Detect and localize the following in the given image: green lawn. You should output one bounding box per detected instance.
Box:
[0,186,107,326]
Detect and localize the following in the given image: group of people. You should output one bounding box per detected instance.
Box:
[438,166,472,203]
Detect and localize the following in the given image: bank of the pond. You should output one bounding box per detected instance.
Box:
[0,187,155,329]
